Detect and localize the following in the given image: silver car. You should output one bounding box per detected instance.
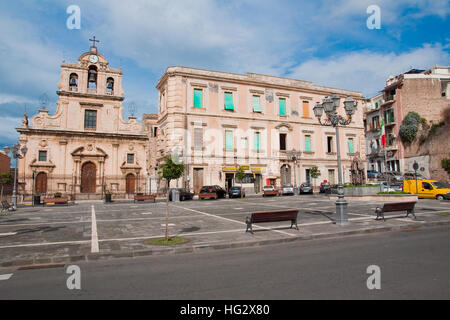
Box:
[282,184,295,196]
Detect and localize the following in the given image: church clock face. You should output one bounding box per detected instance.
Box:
[89,55,98,64]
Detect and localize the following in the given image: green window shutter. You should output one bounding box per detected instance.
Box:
[254,132,261,151]
[348,139,354,153]
[279,98,286,115]
[194,89,203,108]
[225,130,233,149]
[224,92,234,110]
[252,95,261,112]
[305,136,311,152]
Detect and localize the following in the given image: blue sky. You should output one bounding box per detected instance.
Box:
[0,0,449,147]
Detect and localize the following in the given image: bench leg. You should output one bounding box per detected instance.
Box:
[291,220,299,230]
[375,208,385,221]
[245,217,253,234]
[405,209,416,220]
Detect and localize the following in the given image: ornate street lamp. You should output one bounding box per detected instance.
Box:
[286,149,302,191]
[313,95,358,226]
[4,144,27,210]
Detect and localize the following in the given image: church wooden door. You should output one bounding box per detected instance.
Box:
[81,162,96,193]
[35,172,47,194]
[126,173,136,194]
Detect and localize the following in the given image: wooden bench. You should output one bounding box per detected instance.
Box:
[199,192,217,200]
[375,201,417,221]
[134,194,156,203]
[1,200,13,213]
[246,209,299,234]
[43,197,69,206]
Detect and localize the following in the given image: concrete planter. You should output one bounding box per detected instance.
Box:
[343,187,380,196]
[329,194,418,202]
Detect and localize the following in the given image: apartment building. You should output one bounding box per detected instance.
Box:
[150,67,366,194]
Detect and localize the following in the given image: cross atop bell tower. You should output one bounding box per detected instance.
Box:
[89,36,99,54]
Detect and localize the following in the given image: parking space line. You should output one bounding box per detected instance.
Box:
[91,205,99,253]
[0,274,13,281]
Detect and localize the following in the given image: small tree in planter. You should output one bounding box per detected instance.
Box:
[159,156,184,241]
[0,172,12,202]
[310,166,321,192]
[235,168,245,187]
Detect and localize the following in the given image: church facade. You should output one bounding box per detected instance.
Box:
[17,44,148,200]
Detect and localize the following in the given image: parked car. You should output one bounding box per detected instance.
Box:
[380,171,403,182]
[377,182,401,193]
[319,182,330,193]
[228,186,246,198]
[403,172,423,180]
[168,188,194,201]
[199,185,227,199]
[299,183,314,194]
[281,184,295,196]
[367,169,381,179]
[262,185,280,197]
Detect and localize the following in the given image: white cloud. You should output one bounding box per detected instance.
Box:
[0,117,20,145]
[288,44,450,97]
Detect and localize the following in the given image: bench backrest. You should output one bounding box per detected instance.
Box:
[251,209,298,223]
[382,201,416,212]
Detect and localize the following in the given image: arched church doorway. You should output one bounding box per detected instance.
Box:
[81,162,96,193]
[126,173,136,194]
[35,172,47,194]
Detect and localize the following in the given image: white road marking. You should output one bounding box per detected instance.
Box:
[233,208,244,210]
[161,224,176,227]
[0,274,13,281]
[140,212,153,215]
[0,232,17,236]
[91,205,99,253]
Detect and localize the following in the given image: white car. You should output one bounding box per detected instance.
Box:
[282,184,295,196]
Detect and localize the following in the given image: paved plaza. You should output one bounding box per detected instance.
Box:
[0,195,449,267]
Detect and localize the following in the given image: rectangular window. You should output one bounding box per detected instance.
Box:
[305,136,311,153]
[302,101,310,117]
[252,95,261,113]
[39,151,47,162]
[194,128,203,150]
[225,130,233,150]
[193,89,203,108]
[279,98,286,116]
[385,109,395,124]
[240,137,248,150]
[127,153,134,164]
[224,92,234,110]
[327,136,333,153]
[279,133,287,151]
[84,110,97,129]
[348,138,354,154]
[254,132,261,151]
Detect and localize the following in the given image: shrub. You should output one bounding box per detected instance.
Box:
[399,112,427,143]
[442,158,450,173]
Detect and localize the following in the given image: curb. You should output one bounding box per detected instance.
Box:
[2,219,450,269]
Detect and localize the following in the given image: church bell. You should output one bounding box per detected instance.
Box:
[88,70,97,82]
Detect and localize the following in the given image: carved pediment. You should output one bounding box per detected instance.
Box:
[71,145,108,158]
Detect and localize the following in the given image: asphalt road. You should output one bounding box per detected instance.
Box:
[0,225,449,300]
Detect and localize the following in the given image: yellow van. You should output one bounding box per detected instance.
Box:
[403,180,450,200]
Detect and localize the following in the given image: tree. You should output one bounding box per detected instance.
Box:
[235,167,246,188]
[159,156,185,241]
[0,172,12,202]
[310,166,321,191]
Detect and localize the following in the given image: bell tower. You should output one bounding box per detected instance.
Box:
[57,37,124,98]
